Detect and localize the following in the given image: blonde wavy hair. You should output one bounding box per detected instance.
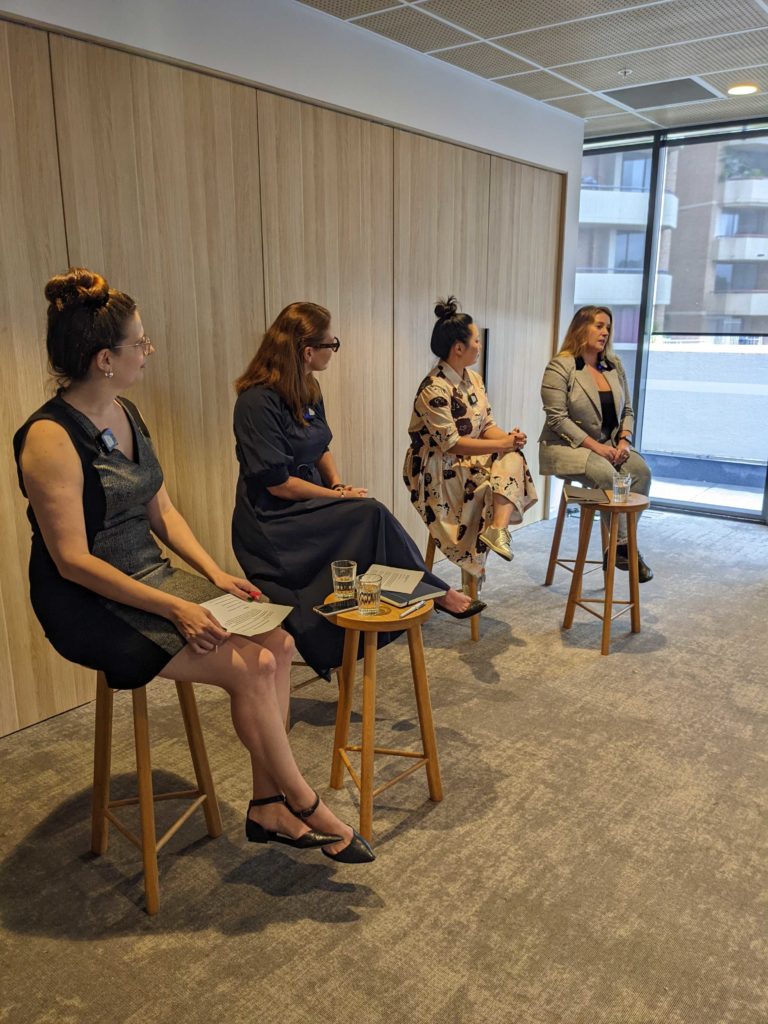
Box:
[558,306,615,361]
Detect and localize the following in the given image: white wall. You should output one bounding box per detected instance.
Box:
[0,0,583,333]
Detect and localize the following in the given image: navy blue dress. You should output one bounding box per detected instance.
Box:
[232,385,448,675]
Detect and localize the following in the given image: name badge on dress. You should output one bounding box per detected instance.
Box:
[468,392,479,406]
[303,406,316,421]
[99,428,118,453]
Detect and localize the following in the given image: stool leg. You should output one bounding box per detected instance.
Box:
[563,506,595,629]
[91,672,114,856]
[359,632,377,843]
[132,686,160,916]
[601,513,620,656]
[175,681,222,838]
[626,512,642,634]
[330,628,359,789]
[407,624,442,802]
[461,570,481,642]
[424,534,436,572]
[545,488,568,585]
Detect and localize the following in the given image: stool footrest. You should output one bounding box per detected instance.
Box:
[573,598,635,623]
[345,744,426,759]
[338,744,430,798]
[104,791,209,853]
[109,788,200,808]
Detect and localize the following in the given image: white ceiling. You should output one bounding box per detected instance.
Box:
[296,0,768,137]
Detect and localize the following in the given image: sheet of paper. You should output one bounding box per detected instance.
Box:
[367,564,423,594]
[200,594,292,636]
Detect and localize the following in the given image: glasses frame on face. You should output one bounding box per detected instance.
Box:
[311,337,341,352]
[114,335,153,356]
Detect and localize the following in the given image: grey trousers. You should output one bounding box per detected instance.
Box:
[569,449,651,544]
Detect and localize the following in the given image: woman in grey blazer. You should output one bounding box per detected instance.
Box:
[539,306,653,582]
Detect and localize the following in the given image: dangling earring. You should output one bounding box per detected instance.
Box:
[105,370,114,379]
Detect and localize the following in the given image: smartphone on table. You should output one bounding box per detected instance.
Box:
[313,598,359,617]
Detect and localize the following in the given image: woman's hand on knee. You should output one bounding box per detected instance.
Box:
[169,599,230,655]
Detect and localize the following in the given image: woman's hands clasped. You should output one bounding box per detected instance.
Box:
[338,485,369,498]
[593,439,631,467]
[495,428,527,455]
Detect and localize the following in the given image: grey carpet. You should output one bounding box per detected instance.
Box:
[1,510,766,1024]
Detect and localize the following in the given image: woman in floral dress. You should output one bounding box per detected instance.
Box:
[403,297,538,577]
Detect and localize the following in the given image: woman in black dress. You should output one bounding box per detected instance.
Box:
[232,301,484,676]
[14,268,373,863]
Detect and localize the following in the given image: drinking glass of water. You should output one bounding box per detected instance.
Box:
[331,560,357,599]
[612,470,631,503]
[356,573,382,616]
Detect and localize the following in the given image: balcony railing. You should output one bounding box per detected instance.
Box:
[722,178,768,206]
[574,269,672,305]
[714,235,768,261]
[579,187,678,228]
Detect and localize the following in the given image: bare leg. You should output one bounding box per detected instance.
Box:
[435,587,473,614]
[159,630,353,852]
[490,493,514,529]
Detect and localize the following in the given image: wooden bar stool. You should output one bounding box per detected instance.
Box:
[91,671,222,914]
[327,598,442,842]
[562,492,650,655]
[545,482,608,586]
[425,534,481,641]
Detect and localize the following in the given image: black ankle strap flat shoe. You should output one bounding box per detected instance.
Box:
[322,829,376,864]
[286,791,376,863]
[246,794,342,849]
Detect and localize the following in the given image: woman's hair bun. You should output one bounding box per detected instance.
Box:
[434,296,459,321]
[44,267,110,310]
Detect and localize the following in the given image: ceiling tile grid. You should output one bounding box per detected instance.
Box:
[432,41,532,78]
[495,70,588,101]
[296,0,768,138]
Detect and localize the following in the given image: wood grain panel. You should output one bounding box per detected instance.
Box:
[257,92,394,506]
[0,21,89,735]
[50,35,265,573]
[393,131,491,548]
[486,158,564,528]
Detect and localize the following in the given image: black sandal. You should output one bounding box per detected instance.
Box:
[287,790,376,864]
[245,793,342,849]
[435,598,486,620]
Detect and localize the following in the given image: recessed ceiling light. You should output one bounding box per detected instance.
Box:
[727,83,758,95]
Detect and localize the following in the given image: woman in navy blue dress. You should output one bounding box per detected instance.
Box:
[232,302,484,677]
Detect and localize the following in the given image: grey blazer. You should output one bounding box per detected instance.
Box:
[538,353,635,477]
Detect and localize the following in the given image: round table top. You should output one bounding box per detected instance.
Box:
[323,594,434,632]
[594,491,650,512]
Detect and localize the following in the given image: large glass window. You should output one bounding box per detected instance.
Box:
[576,148,654,394]
[579,126,768,521]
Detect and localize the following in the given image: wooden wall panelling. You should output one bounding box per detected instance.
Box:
[50,35,265,572]
[0,21,89,735]
[393,131,491,548]
[257,92,394,507]
[485,157,564,528]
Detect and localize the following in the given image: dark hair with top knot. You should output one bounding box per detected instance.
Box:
[430,295,474,360]
[45,267,137,386]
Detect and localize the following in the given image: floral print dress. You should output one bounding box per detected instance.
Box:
[403,361,538,577]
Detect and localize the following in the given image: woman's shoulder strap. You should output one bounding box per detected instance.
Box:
[117,396,151,438]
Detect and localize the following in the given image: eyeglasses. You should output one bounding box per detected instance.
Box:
[115,335,153,355]
[312,337,341,352]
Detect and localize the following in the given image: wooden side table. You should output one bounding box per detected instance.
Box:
[563,491,650,655]
[326,597,443,841]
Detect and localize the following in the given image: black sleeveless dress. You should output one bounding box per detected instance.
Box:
[13,394,221,689]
